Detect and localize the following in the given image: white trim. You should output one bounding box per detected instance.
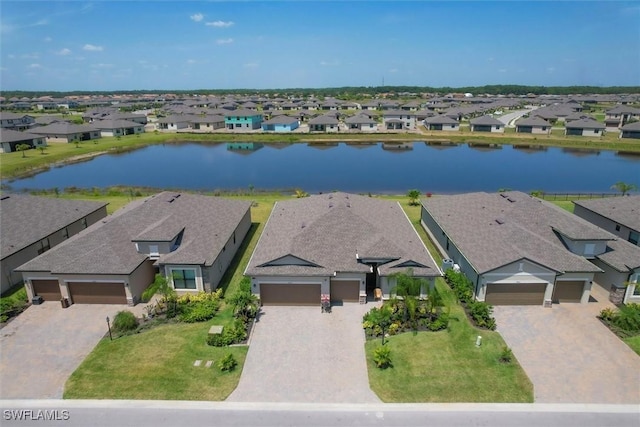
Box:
[63,279,126,284]
[167,266,203,292]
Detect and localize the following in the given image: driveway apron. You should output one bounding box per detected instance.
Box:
[493,285,640,404]
[0,301,147,399]
[227,304,381,403]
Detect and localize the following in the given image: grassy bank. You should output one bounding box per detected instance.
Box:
[2,130,639,181]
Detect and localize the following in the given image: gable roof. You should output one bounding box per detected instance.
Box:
[91,119,143,129]
[421,192,610,274]
[515,116,552,127]
[0,129,43,144]
[245,193,440,278]
[564,118,605,129]
[17,193,251,274]
[573,196,640,233]
[30,122,100,135]
[262,115,299,125]
[621,121,640,131]
[344,114,377,125]
[424,115,459,125]
[470,115,503,126]
[1,194,107,260]
[308,115,339,125]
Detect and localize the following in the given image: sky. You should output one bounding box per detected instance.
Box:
[1,1,639,91]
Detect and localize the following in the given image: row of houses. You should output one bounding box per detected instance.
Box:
[3,192,639,309]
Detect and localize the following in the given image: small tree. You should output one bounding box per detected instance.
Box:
[294,188,309,198]
[39,146,46,155]
[407,189,421,206]
[366,305,393,345]
[16,144,31,158]
[611,181,638,196]
[141,273,176,302]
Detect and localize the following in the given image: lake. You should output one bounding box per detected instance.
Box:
[4,141,640,194]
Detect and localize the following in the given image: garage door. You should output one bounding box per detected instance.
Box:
[485,283,546,306]
[260,283,320,306]
[32,279,61,301]
[552,281,584,303]
[330,280,360,303]
[68,282,127,304]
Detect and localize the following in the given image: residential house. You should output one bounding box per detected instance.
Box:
[421,191,619,306]
[619,121,640,139]
[308,114,340,133]
[156,115,194,130]
[245,193,441,305]
[261,115,300,132]
[29,122,102,143]
[515,117,552,134]
[0,129,47,153]
[573,196,640,303]
[92,119,145,137]
[469,115,505,133]
[0,113,36,131]
[224,109,263,130]
[604,105,640,129]
[565,118,605,137]
[344,114,378,132]
[382,110,416,130]
[17,193,252,306]
[101,113,148,125]
[1,194,107,293]
[189,115,226,131]
[424,115,460,131]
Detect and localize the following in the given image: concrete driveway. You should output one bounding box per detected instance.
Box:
[493,285,640,404]
[227,304,381,403]
[0,301,146,399]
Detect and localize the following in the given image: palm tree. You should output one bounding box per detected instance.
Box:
[407,189,421,206]
[16,144,31,158]
[611,182,638,196]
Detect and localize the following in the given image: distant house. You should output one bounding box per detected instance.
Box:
[383,110,416,130]
[469,115,504,133]
[189,115,226,131]
[564,118,605,137]
[30,122,101,143]
[424,115,460,131]
[308,114,340,133]
[0,129,47,153]
[156,115,194,130]
[101,113,148,125]
[573,196,640,304]
[0,113,36,131]
[224,109,263,130]
[344,114,378,132]
[619,121,640,139]
[261,115,299,132]
[17,193,251,306]
[92,119,145,137]
[604,105,640,129]
[1,194,107,293]
[515,117,552,134]
[361,101,380,111]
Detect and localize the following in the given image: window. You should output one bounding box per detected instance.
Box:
[172,269,197,289]
[81,218,87,229]
[62,227,69,239]
[149,245,159,257]
[629,231,639,246]
[38,238,50,255]
[633,284,640,296]
[594,129,600,134]
[615,224,621,231]
[584,243,596,255]
[542,127,547,131]
[233,232,236,245]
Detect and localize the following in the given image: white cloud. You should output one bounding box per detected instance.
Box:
[44,36,52,42]
[28,63,42,69]
[91,63,114,69]
[389,68,398,73]
[56,48,72,56]
[83,44,103,52]
[190,13,204,22]
[244,62,258,68]
[8,54,15,59]
[21,53,39,59]
[547,67,555,73]
[206,20,234,28]
[187,59,197,64]
[320,60,340,66]
[498,68,507,73]
[216,38,234,45]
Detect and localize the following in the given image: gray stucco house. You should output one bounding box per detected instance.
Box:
[1,194,108,294]
[17,193,251,306]
[245,193,441,306]
[0,129,47,153]
[421,192,625,306]
[470,115,504,133]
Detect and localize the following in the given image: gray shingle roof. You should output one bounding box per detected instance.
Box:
[30,122,99,135]
[308,115,339,125]
[1,194,107,259]
[262,115,298,125]
[596,239,640,272]
[17,193,251,274]
[91,119,143,129]
[515,116,552,127]
[424,115,458,125]
[621,121,640,131]
[344,114,377,125]
[470,115,503,126]
[564,118,605,129]
[573,196,640,233]
[0,129,43,144]
[246,193,440,278]
[422,192,610,274]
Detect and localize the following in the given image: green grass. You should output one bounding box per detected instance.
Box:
[622,335,640,356]
[0,285,28,322]
[64,320,247,400]
[364,279,534,403]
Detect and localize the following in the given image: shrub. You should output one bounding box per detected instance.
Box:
[598,307,615,322]
[218,353,237,372]
[468,301,497,330]
[428,311,449,331]
[445,270,474,304]
[111,310,139,333]
[180,299,220,323]
[499,346,513,364]
[388,321,402,336]
[207,333,231,347]
[611,303,640,333]
[373,345,393,369]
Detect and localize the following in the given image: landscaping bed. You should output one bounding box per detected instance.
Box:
[598,303,640,356]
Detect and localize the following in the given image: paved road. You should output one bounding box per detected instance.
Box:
[497,107,538,127]
[1,400,638,427]
[493,284,640,404]
[0,302,147,399]
[227,304,380,403]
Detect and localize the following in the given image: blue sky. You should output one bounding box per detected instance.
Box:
[1,1,639,91]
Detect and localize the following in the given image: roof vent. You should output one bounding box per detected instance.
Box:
[301,222,306,229]
[500,193,508,198]
[495,218,505,225]
[347,203,351,208]
[329,202,333,208]
[0,195,10,200]
[507,197,516,203]
[328,194,333,199]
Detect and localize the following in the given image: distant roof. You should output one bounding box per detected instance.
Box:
[30,122,99,135]
[621,121,640,131]
[344,114,377,125]
[515,116,552,127]
[224,109,262,117]
[246,193,440,278]
[17,193,251,274]
[262,115,298,125]
[424,115,458,124]
[308,115,339,125]
[564,118,605,129]
[91,119,143,129]
[1,194,107,260]
[422,192,610,274]
[573,196,640,233]
[470,115,503,126]
[0,129,43,144]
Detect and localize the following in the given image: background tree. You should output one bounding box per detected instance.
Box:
[611,182,637,196]
[15,144,31,158]
[407,189,421,206]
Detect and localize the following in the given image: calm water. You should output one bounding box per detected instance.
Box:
[4,142,640,193]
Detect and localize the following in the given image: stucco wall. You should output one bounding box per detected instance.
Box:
[573,204,637,244]
[477,260,556,302]
[250,275,329,297]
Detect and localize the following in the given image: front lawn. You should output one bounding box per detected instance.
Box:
[365,279,533,403]
[623,335,640,356]
[64,320,247,400]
